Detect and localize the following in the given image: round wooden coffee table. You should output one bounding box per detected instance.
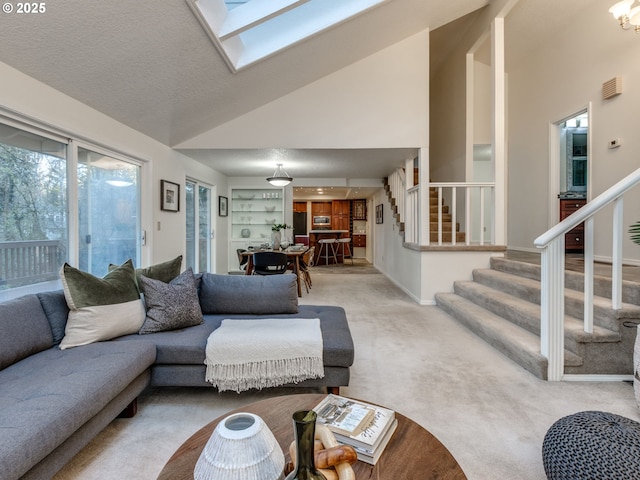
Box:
[157,393,466,479]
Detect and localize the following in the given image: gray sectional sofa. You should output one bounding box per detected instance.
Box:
[0,272,354,480]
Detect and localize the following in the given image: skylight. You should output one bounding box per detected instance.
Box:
[188,0,387,72]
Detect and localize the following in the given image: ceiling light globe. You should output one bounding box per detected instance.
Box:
[266,163,293,186]
[610,0,634,20]
[629,5,640,24]
[267,178,292,187]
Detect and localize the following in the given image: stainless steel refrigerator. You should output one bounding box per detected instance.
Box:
[293,212,307,238]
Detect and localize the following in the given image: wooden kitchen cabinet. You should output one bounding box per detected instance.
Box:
[332,200,350,231]
[352,234,366,247]
[311,202,332,216]
[293,202,307,213]
[560,199,586,253]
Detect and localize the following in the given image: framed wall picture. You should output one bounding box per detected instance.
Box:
[161,180,180,212]
[219,196,228,217]
[375,204,383,224]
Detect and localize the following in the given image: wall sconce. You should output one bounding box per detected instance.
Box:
[610,0,640,32]
[266,163,293,187]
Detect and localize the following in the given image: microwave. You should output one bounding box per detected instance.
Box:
[313,215,331,226]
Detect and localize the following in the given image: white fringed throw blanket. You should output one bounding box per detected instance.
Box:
[205,318,324,392]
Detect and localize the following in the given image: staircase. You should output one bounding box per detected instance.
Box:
[384,178,465,243]
[435,256,640,379]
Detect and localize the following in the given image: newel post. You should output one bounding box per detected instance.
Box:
[539,238,565,381]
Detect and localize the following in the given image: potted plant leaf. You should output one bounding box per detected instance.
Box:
[271,223,291,250]
[630,221,640,246]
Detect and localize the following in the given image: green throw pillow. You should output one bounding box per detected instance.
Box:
[59,259,145,349]
[138,268,203,334]
[108,255,183,290]
[134,255,183,285]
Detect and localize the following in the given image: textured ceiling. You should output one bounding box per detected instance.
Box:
[0,0,487,147]
[0,0,607,198]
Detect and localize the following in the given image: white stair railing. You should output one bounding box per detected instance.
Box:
[427,182,495,246]
[386,173,496,247]
[534,167,640,381]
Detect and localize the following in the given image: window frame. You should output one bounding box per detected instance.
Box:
[0,109,150,298]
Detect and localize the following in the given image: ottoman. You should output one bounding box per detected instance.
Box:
[542,411,640,479]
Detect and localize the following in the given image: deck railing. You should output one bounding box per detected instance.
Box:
[534,167,640,381]
[0,240,65,288]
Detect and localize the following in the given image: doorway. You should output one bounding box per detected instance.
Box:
[551,108,590,253]
[559,111,588,197]
[185,180,215,273]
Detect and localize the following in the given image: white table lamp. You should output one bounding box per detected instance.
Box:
[194,412,284,480]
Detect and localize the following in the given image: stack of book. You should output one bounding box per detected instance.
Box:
[313,394,398,465]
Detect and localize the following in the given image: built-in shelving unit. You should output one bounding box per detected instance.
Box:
[229,188,284,272]
[231,188,283,241]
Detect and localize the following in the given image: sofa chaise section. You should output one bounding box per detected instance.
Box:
[0,294,156,480]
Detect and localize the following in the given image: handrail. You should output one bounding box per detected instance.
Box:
[534,167,640,246]
[533,166,640,381]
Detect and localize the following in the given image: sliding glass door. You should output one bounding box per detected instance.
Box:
[77,147,140,275]
[186,180,213,273]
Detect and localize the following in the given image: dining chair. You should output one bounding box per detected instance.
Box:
[236,248,248,271]
[251,251,290,275]
[298,246,315,293]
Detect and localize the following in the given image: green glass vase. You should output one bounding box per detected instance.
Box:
[285,410,327,480]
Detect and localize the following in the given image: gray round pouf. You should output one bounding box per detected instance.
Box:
[542,411,640,479]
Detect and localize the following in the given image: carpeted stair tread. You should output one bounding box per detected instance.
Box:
[452,280,620,345]
[472,268,640,327]
[490,257,640,306]
[435,292,582,380]
[490,257,541,281]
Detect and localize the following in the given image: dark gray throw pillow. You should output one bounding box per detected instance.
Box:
[138,268,203,334]
[199,273,298,315]
[36,290,69,346]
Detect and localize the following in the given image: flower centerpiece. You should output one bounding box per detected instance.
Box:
[271,223,291,250]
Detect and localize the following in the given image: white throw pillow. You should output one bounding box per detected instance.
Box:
[59,259,145,350]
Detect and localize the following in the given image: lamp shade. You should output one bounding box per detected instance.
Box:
[610,0,634,19]
[194,412,285,480]
[267,164,293,187]
[629,5,640,24]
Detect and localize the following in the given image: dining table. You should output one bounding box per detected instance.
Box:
[241,247,309,297]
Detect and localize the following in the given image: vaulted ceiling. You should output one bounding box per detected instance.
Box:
[0,0,487,147]
[0,0,606,195]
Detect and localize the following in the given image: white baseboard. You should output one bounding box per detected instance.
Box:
[562,374,633,382]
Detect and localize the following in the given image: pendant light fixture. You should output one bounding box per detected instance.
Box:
[609,0,640,32]
[266,163,293,187]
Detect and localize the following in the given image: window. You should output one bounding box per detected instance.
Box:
[189,0,386,71]
[77,147,141,275]
[0,117,144,298]
[0,123,67,293]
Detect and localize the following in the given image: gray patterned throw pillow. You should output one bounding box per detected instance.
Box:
[138,268,203,334]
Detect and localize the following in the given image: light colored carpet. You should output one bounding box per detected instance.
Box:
[54,267,640,480]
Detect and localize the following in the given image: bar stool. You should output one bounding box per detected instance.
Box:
[317,238,337,265]
[337,237,354,265]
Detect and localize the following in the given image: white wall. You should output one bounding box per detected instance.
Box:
[181,30,432,279]
[176,30,430,149]
[0,61,229,273]
[507,1,640,262]
[474,61,492,145]
[372,189,424,302]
